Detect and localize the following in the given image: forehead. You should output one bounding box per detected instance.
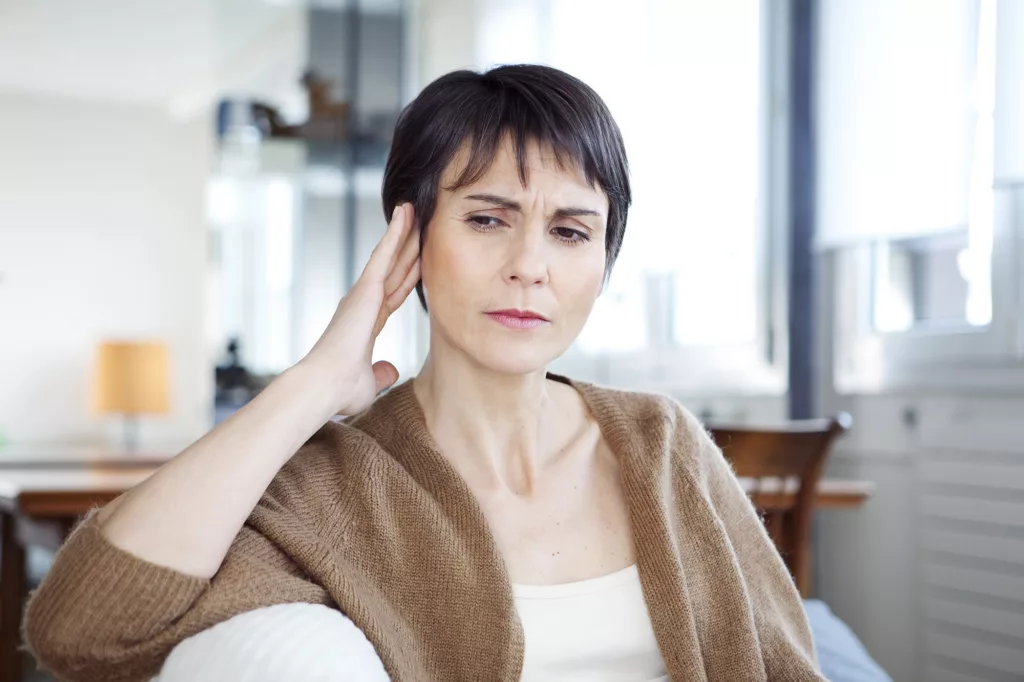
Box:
[440,136,606,202]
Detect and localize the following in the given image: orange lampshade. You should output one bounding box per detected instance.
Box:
[91,341,170,415]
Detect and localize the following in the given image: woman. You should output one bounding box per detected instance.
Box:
[25,65,824,682]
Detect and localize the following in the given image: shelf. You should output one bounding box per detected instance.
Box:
[211,138,385,201]
[303,165,383,199]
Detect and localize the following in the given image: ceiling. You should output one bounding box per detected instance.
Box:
[0,0,403,115]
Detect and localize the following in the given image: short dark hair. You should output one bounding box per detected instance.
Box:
[382,64,632,310]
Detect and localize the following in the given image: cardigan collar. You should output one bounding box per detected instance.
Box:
[354,373,710,680]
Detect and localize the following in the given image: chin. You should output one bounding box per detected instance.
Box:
[467,333,567,376]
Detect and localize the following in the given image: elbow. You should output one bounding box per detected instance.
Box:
[23,587,92,680]
[22,585,115,681]
[22,584,168,682]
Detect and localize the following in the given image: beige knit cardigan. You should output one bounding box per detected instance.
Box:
[24,375,825,682]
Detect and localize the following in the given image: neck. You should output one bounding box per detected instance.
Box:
[413,348,565,496]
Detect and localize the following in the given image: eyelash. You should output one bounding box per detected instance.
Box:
[467,216,591,246]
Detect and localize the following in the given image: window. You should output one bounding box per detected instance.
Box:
[822,0,1023,392]
[869,0,995,336]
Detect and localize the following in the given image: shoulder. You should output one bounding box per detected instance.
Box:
[258,395,406,531]
[259,379,437,532]
[570,378,722,476]
[264,421,375,495]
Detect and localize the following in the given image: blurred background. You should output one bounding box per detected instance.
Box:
[1,0,1023,680]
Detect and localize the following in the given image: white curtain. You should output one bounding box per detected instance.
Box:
[816,0,979,248]
[995,0,1024,184]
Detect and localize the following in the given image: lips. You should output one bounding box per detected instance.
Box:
[487,309,548,321]
[485,309,550,330]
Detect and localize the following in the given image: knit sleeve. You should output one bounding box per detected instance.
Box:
[692,423,828,681]
[23,491,332,682]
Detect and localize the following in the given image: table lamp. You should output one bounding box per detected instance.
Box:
[91,341,170,451]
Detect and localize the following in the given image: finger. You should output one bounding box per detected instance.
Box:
[375,204,412,276]
[384,219,421,297]
[372,259,420,339]
[385,257,421,312]
[362,204,410,284]
[371,360,399,393]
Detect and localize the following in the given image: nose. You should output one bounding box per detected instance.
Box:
[502,223,550,287]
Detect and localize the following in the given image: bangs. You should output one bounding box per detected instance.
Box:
[442,67,629,211]
[445,102,604,195]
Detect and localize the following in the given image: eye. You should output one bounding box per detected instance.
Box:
[468,215,506,230]
[552,226,591,245]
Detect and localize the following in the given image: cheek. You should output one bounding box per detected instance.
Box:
[421,223,490,304]
[575,274,605,320]
[562,250,606,307]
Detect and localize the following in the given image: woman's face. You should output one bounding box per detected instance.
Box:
[420,138,609,375]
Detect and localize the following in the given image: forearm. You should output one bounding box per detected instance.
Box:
[98,359,337,579]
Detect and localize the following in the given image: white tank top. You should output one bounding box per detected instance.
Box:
[513,565,669,681]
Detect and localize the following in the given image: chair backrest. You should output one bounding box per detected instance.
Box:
[708,413,851,480]
[706,412,852,596]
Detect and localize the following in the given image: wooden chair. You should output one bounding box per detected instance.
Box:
[706,413,852,597]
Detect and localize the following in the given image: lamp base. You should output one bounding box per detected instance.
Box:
[121,414,140,453]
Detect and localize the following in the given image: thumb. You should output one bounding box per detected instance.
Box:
[371,360,399,394]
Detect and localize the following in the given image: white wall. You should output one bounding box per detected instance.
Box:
[0,94,213,447]
[416,0,479,83]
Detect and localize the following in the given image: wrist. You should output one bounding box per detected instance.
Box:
[270,359,345,425]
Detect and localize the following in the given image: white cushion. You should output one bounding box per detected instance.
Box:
[156,603,390,682]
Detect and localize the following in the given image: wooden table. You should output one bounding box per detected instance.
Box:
[0,468,873,682]
[0,444,175,469]
[738,477,875,510]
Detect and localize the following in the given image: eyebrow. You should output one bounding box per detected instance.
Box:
[464,193,603,220]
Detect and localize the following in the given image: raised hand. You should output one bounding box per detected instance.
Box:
[302,202,421,416]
